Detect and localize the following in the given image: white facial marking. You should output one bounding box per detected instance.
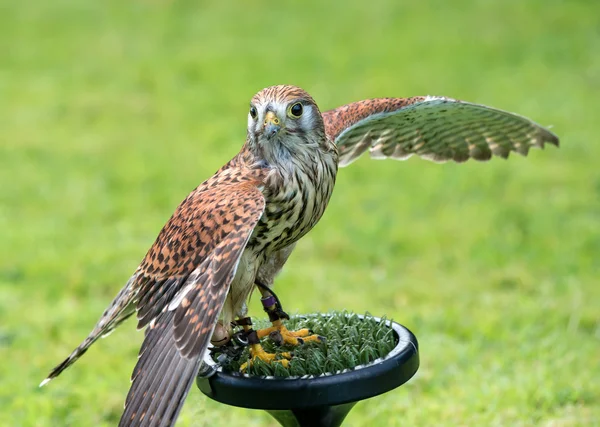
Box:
[299,104,315,130]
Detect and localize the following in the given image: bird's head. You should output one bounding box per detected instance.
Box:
[246,85,328,164]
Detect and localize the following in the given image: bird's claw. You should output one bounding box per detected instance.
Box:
[257,325,322,346]
[239,324,324,372]
[240,347,292,372]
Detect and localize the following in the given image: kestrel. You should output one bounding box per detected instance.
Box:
[42,85,558,426]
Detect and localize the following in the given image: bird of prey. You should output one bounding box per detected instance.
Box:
[41,85,558,426]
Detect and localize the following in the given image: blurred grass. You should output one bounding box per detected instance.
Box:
[1,0,599,425]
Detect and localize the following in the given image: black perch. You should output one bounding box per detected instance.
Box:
[197,315,419,427]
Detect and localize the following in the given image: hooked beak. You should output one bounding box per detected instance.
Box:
[263,111,282,138]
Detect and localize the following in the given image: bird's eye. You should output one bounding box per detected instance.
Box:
[249,106,258,120]
[288,102,303,118]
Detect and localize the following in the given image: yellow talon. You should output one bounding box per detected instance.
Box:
[240,344,292,372]
[236,317,324,372]
[256,324,322,346]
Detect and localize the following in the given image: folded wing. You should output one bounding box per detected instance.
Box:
[120,180,265,427]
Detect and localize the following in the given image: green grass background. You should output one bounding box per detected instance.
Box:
[1,0,599,425]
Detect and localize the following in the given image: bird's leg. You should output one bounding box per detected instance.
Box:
[254,280,323,346]
[237,281,324,372]
[237,317,291,372]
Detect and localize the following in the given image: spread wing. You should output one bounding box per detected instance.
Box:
[322,97,559,167]
[120,179,265,427]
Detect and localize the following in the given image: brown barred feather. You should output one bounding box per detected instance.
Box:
[134,172,266,330]
[121,310,199,427]
[122,184,264,427]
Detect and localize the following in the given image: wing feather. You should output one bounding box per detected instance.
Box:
[322,96,559,167]
[136,277,179,327]
[120,181,265,427]
[121,311,199,427]
[133,170,265,330]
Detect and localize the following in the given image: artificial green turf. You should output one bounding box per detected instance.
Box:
[2,0,599,426]
[213,312,398,377]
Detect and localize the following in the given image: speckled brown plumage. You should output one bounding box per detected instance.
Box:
[134,170,267,329]
[322,97,426,142]
[42,85,558,427]
[121,180,266,426]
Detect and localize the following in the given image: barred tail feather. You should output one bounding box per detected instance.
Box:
[40,274,140,387]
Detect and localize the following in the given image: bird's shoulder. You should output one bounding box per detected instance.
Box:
[137,160,268,282]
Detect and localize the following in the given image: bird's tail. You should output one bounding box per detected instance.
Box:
[40,274,140,387]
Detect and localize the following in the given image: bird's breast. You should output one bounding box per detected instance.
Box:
[248,153,337,254]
